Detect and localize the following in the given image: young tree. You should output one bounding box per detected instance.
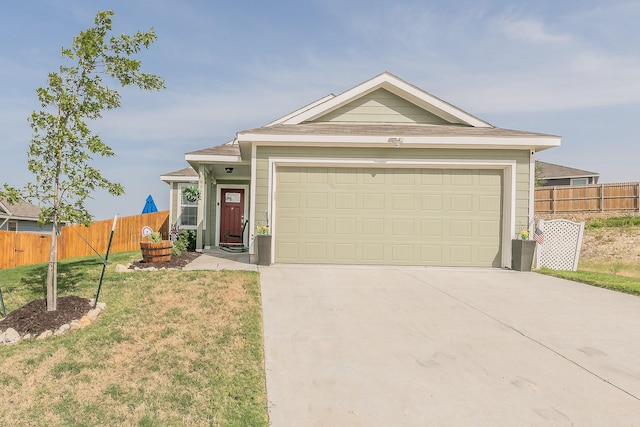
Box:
[1,10,164,311]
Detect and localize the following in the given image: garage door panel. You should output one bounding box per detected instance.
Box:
[335,193,356,209]
[421,220,443,237]
[363,193,385,209]
[362,244,384,261]
[304,242,327,260]
[305,217,327,234]
[276,167,502,267]
[362,218,384,235]
[277,217,300,233]
[335,218,357,234]
[450,195,473,212]
[421,169,444,185]
[421,194,443,210]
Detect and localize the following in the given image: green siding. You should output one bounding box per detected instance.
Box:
[312,88,452,125]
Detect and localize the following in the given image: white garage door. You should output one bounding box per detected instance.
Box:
[275,167,503,266]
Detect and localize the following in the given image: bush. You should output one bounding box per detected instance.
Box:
[172,230,197,256]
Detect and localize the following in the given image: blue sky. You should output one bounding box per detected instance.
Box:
[1,0,639,219]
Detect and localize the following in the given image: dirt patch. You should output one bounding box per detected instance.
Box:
[580,226,640,263]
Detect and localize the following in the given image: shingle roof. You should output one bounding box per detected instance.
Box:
[161,166,198,178]
[186,141,240,156]
[238,122,557,139]
[537,161,599,179]
[0,198,42,220]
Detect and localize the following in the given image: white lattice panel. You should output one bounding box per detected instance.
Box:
[536,219,584,271]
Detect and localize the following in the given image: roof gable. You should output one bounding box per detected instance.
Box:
[311,88,453,125]
[275,72,492,128]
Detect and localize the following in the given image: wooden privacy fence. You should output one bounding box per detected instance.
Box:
[0,211,169,269]
[535,182,640,214]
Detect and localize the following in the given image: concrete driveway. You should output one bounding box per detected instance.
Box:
[259,265,640,426]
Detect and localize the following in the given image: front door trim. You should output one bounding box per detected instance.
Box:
[215,184,249,247]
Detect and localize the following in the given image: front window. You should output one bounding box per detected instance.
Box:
[8,220,17,232]
[178,184,198,228]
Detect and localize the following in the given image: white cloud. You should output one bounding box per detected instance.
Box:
[500,18,573,45]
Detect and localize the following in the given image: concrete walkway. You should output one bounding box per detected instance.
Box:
[260,265,640,426]
[182,248,257,271]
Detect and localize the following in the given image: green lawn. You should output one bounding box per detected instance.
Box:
[0,252,268,426]
[537,268,640,296]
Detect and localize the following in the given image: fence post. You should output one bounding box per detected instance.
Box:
[552,186,556,214]
[600,183,604,213]
[637,183,640,213]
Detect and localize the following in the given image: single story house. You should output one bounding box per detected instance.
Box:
[0,198,53,233]
[537,161,599,186]
[162,72,560,268]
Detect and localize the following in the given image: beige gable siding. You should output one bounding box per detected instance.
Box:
[255,146,531,248]
[312,89,452,125]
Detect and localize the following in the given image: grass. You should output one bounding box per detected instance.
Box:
[537,216,640,297]
[0,251,268,426]
[586,216,640,229]
[538,268,640,296]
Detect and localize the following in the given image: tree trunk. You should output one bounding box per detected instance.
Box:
[46,225,57,311]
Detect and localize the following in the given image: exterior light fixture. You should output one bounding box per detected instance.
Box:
[225,167,234,174]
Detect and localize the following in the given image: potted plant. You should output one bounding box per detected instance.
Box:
[140,231,172,263]
[255,225,271,266]
[182,185,200,203]
[512,230,536,271]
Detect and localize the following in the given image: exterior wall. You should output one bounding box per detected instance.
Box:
[0,219,53,233]
[541,177,596,187]
[314,89,451,125]
[255,146,532,247]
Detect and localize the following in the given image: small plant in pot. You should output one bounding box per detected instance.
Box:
[140,231,172,263]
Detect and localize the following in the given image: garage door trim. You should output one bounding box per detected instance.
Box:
[265,157,517,268]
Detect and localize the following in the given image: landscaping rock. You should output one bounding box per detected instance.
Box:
[115,263,133,273]
[1,328,20,344]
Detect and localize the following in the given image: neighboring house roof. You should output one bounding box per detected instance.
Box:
[0,198,42,221]
[537,161,599,180]
[160,166,199,183]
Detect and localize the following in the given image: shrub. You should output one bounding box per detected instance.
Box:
[172,230,196,257]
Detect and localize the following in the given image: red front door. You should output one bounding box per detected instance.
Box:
[220,189,245,244]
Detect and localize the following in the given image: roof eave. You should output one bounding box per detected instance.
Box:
[237,133,560,150]
[160,174,199,184]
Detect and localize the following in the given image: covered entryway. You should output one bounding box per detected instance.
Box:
[275,167,503,266]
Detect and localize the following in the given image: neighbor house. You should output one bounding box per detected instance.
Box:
[162,72,560,267]
[0,198,53,233]
[536,161,599,186]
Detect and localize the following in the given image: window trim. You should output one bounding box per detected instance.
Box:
[178,183,198,229]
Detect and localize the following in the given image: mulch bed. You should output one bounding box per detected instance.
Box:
[1,251,202,338]
[0,296,91,337]
[129,250,201,270]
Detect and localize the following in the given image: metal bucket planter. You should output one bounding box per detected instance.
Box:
[140,241,172,263]
[256,235,272,266]
[511,239,536,271]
